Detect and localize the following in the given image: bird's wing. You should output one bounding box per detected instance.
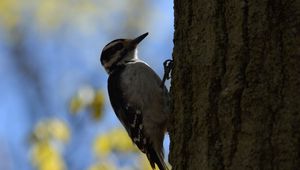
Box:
[108,62,169,170]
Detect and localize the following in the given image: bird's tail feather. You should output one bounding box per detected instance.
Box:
[147,147,169,170]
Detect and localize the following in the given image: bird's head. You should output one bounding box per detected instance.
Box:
[100,32,148,74]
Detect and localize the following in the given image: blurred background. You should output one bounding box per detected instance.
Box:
[0,0,173,170]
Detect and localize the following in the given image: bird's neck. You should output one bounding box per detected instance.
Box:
[123,48,138,61]
[109,50,139,74]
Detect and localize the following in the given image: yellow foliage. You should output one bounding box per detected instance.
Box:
[31,142,66,170]
[33,0,100,33]
[90,90,105,120]
[69,85,94,114]
[0,0,20,29]
[31,119,69,170]
[92,128,171,170]
[0,0,101,32]
[93,134,111,156]
[93,128,138,157]
[73,1,97,13]
[33,121,51,141]
[139,154,153,170]
[109,128,138,153]
[32,118,70,143]
[88,162,116,170]
[34,0,66,31]
[69,95,84,114]
[69,86,105,121]
[48,119,70,143]
[139,154,171,170]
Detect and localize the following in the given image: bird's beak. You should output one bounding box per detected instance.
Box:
[131,32,148,46]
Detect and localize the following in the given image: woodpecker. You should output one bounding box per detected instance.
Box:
[100,32,170,170]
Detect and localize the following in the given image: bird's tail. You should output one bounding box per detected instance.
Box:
[147,147,169,170]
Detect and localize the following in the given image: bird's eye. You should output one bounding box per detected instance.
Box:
[101,42,124,60]
[114,43,123,51]
[121,49,128,57]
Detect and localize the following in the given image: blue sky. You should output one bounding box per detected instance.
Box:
[0,0,173,169]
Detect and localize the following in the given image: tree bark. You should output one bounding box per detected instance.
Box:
[169,0,300,170]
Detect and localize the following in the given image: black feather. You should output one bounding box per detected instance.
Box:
[105,39,125,47]
[101,42,124,63]
[147,146,167,170]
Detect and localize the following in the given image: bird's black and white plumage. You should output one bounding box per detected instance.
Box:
[100,33,170,170]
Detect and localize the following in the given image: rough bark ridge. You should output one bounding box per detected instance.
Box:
[169,0,300,169]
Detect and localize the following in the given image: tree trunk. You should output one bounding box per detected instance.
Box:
[169,0,300,170]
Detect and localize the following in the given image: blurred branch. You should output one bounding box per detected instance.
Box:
[9,26,49,119]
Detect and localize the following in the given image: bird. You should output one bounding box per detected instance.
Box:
[100,32,170,170]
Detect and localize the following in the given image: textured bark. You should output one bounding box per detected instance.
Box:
[169,0,300,170]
